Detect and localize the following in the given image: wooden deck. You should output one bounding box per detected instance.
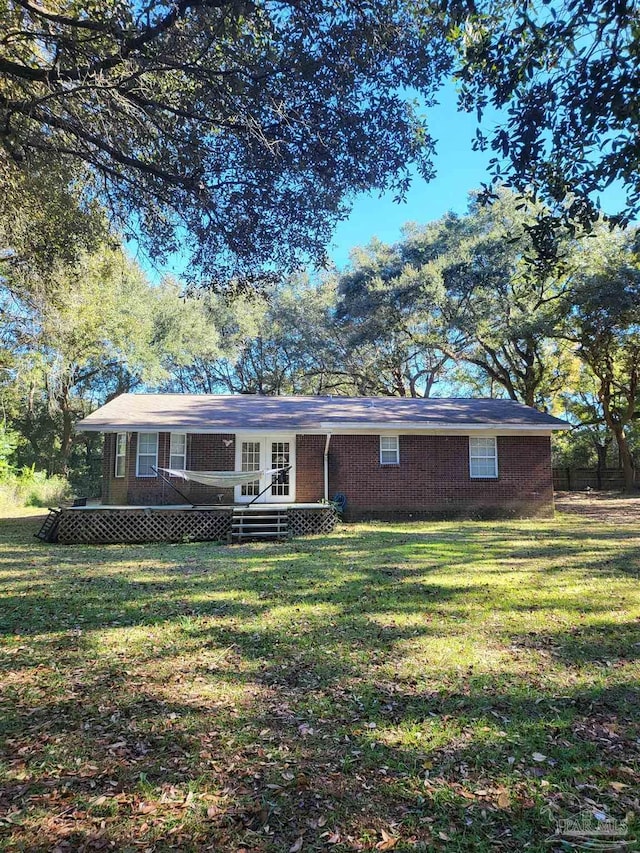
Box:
[54,503,338,545]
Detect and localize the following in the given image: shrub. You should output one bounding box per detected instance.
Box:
[0,467,71,510]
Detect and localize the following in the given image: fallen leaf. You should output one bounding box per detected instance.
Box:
[376,828,398,850]
[289,838,304,852]
[532,752,547,763]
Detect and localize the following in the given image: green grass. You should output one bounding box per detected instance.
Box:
[0,508,639,851]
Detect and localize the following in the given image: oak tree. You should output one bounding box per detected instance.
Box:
[564,227,640,490]
[0,0,451,283]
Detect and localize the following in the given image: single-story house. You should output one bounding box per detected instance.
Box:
[76,394,568,519]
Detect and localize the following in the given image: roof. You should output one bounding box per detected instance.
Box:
[76,394,569,433]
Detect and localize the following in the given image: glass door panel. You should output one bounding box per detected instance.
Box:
[240,440,261,497]
[270,441,290,497]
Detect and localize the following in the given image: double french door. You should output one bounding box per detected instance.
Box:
[234,435,295,503]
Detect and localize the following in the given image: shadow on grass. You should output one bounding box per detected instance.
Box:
[1,514,639,851]
[1,667,638,852]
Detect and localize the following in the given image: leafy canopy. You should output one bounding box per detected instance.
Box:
[1,244,222,475]
[0,0,451,284]
[445,0,640,247]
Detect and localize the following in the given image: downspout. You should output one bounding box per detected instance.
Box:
[323,432,332,502]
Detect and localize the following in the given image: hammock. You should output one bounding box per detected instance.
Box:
[157,467,288,488]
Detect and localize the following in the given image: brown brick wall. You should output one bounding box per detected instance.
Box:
[101,432,236,505]
[327,434,554,519]
[102,433,128,504]
[100,431,554,518]
[175,433,235,505]
[295,434,325,502]
[101,433,113,504]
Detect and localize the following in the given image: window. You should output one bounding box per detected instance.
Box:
[469,436,498,478]
[114,432,126,478]
[380,435,400,465]
[136,432,158,477]
[169,432,187,470]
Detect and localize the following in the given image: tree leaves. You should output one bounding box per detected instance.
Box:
[0,0,453,282]
[445,0,640,255]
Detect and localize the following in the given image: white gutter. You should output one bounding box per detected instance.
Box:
[323,432,332,501]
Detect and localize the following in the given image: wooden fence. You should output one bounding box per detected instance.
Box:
[552,467,635,491]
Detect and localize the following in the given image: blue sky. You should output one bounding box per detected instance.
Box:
[328,83,629,269]
[328,84,497,268]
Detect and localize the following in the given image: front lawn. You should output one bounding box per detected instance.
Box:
[1,509,639,851]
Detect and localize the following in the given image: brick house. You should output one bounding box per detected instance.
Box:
[77,394,568,519]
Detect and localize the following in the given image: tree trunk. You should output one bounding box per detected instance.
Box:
[612,426,635,492]
[597,374,635,492]
[60,405,73,477]
[594,441,609,491]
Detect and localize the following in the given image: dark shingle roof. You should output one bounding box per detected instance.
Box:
[77,394,568,431]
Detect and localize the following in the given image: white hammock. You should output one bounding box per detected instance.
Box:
[157,467,287,487]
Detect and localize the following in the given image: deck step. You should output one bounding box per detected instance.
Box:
[233,512,287,521]
[231,506,289,543]
[233,530,284,538]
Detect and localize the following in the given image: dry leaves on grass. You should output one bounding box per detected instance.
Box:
[375,827,398,850]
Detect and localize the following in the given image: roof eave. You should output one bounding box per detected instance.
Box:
[76,420,568,433]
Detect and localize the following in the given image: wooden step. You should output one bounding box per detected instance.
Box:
[233,512,288,522]
[233,509,287,514]
[231,506,289,542]
[232,530,284,539]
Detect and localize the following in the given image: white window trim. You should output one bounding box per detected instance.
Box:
[379,434,400,465]
[114,432,126,478]
[136,431,159,478]
[469,436,498,479]
[169,432,187,472]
